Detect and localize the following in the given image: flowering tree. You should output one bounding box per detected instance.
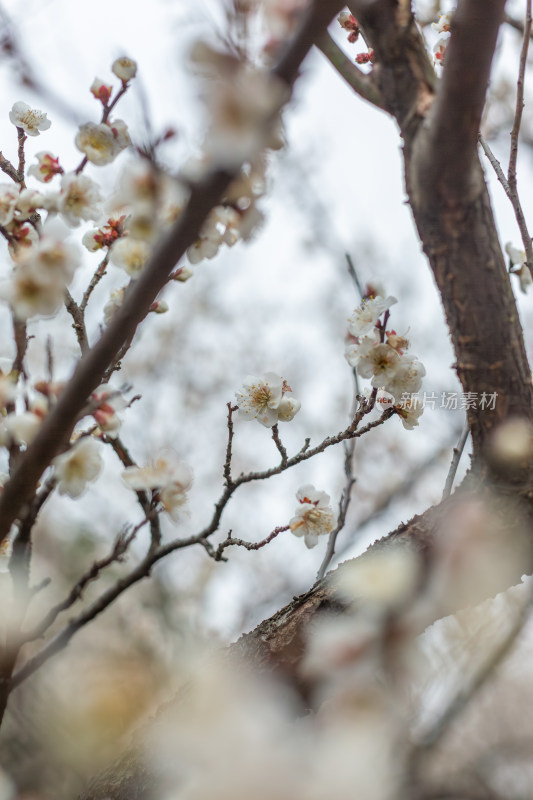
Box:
[0,0,533,798]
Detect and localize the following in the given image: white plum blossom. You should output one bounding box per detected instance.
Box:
[505,242,532,294]
[0,523,12,573]
[236,373,283,427]
[347,295,397,337]
[52,438,103,498]
[109,237,151,277]
[383,355,426,400]
[122,452,193,521]
[27,151,62,183]
[187,236,220,265]
[344,329,380,368]
[16,188,46,215]
[432,11,452,33]
[358,342,401,385]
[75,120,130,165]
[9,101,51,136]
[397,396,424,430]
[235,373,299,427]
[112,56,138,82]
[0,184,19,226]
[193,43,288,167]
[3,222,79,320]
[103,287,125,325]
[58,172,102,226]
[276,394,301,421]
[289,485,336,549]
[5,410,42,445]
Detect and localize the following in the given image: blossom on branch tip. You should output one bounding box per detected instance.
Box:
[53,438,103,498]
[9,101,51,136]
[27,151,63,183]
[90,78,112,106]
[289,485,336,549]
[112,56,138,82]
[396,396,424,430]
[235,372,300,427]
[122,452,193,521]
[347,295,397,337]
[505,242,532,294]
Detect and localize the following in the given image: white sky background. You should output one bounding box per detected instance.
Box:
[0,0,531,638]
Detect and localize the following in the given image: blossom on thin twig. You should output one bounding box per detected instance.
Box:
[235,373,300,427]
[27,151,63,183]
[112,56,137,82]
[9,101,51,136]
[289,485,337,549]
[122,452,193,521]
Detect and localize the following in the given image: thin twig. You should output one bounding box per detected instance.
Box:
[346,252,365,298]
[271,424,288,466]
[224,403,238,486]
[80,253,110,312]
[316,443,356,580]
[16,127,26,185]
[442,423,469,500]
[214,525,289,561]
[316,32,385,108]
[507,0,533,279]
[64,290,89,354]
[0,152,19,183]
[21,519,147,644]
[479,133,533,279]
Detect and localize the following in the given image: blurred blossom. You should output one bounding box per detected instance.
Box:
[53,437,103,498]
[334,545,420,611]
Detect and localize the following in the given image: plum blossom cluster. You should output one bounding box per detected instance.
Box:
[122,452,193,522]
[74,57,136,166]
[235,372,300,427]
[505,242,532,294]
[344,291,426,429]
[289,485,336,549]
[432,10,453,65]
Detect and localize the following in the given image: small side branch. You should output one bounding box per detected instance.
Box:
[214,525,289,561]
[21,520,144,644]
[65,290,89,354]
[442,423,470,500]
[316,32,385,109]
[272,424,288,466]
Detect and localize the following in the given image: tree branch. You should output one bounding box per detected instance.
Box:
[418,0,507,205]
[0,0,345,549]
